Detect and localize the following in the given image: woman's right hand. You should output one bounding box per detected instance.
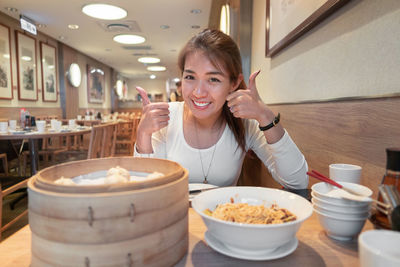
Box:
[135,87,170,153]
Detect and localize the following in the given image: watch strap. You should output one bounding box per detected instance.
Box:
[259,113,280,131]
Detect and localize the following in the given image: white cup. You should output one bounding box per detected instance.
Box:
[329,163,362,184]
[53,121,62,132]
[50,119,57,130]
[68,119,76,130]
[359,230,400,267]
[77,115,82,120]
[36,120,46,133]
[9,120,17,130]
[0,121,8,133]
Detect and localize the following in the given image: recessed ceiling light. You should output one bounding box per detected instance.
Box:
[160,25,170,29]
[147,66,166,72]
[68,24,79,30]
[191,9,202,14]
[138,57,160,64]
[150,74,156,79]
[82,4,127,20]
[191,25,200,29]
[5,7,18,13]
[113,34,145,44]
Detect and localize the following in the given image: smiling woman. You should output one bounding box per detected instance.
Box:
[134,29,308,189]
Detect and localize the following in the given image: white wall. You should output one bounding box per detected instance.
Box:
[251,0,400,104]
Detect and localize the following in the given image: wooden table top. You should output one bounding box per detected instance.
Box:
[0,127,91,140]
[0,208,372,266]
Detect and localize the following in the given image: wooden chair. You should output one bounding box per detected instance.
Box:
[87,123,117,159]
[101,122,117,158]
[114,119,139,155]
[0,153,8,176]
[0,178,28,240]
[21,136,68,175]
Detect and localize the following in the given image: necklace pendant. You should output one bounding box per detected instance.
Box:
[203,179,208,184]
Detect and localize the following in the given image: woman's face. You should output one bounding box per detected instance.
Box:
[182,51,240,122]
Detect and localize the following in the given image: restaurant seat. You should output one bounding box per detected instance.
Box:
[20,136,68,175]
[0,153,8,176]
[114,119,139,156]
[87,122,117,159]
[0,177,28,241]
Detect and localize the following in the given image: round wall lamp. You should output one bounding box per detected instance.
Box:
[67,63,81,87]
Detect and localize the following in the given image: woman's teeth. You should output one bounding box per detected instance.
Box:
[193,100,210,107]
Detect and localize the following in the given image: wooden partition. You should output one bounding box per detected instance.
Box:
[0,107,62,121]
[238,97,400,198]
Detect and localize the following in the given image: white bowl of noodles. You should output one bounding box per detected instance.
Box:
[192,186,313,256]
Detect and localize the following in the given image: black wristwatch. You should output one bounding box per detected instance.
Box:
[259,113,280,131]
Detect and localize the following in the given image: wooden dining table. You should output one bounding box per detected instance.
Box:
[0,127,92,176]
[0,208,373,266]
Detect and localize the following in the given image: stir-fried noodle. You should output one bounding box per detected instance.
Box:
[204,202,296,224]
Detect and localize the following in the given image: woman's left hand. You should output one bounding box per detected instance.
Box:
[226,70,274,125]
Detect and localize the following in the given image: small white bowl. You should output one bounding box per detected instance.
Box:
[312,203,370,219]
[311,192,370,212]
[192,186,313,254]
[359,230,400,267]
[311,182,372,206]
[314,208,367,241]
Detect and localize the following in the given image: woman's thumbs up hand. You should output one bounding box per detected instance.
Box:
[135,87,170,153]
[226,70,269,122]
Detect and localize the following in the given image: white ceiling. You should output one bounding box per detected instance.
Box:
[0,0,212,80]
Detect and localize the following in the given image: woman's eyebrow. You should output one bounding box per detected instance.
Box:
[183,69,224,76]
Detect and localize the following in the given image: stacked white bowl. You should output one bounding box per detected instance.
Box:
[311,182,372,241]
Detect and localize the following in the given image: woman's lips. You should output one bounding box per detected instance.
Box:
[193,100,210,109]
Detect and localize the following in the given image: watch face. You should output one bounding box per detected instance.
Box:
[68,63,81,87]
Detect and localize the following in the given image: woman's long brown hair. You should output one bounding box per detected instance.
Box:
[178,29,246,153]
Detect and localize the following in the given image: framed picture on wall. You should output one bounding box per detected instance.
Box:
[87,64,105,103]
[16,31,38,101]
[40,42,58,102]
[0,23,13,99]
[265,0,350,57]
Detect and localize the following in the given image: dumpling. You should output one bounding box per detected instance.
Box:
[54,176,76,185]
[105,166,130,184]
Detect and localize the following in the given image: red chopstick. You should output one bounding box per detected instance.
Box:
[307,170,344,189]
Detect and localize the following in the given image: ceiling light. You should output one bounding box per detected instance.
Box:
[147,66,166,72]
[191,25,200,29]
[138,57,160,64]
[160,25,170,29]
[220,4,231,35]
[150,74,156,79]
[173,78,180,82]
[113,34,145,44]
[191,9,202,14]
[37,24,47,28]
[59,35,66,40]
[68,24,79,30]
[21,56,32,61]
[82,4,127,20]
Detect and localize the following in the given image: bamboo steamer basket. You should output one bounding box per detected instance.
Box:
[28,157,189,267]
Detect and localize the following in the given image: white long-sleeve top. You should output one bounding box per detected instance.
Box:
[134,102,308,188]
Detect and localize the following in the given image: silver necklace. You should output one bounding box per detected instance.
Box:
[193,118,222,184]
